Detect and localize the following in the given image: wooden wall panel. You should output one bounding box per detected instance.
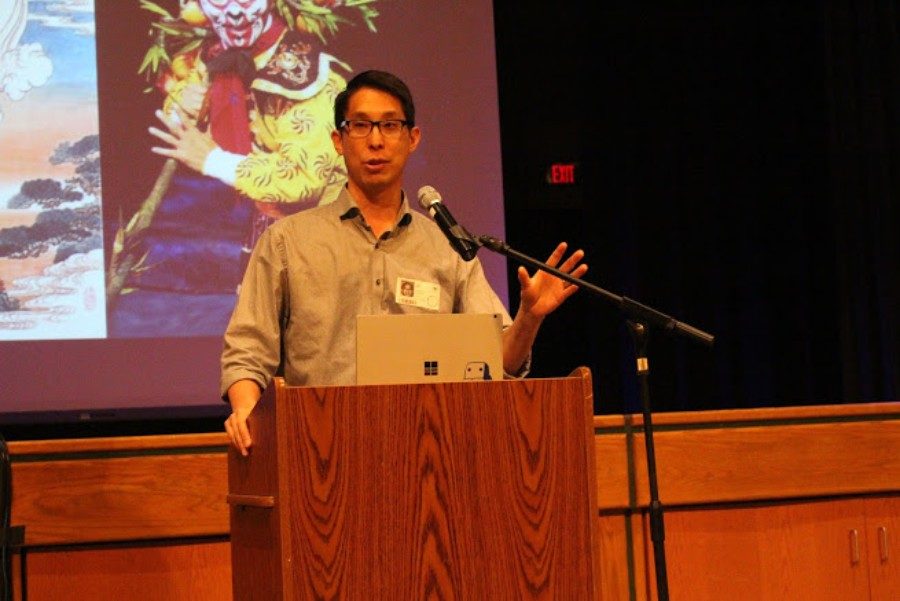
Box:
[594,402,900,510]
[597,512,648,601]
[10,433,230,545]
[24,539,231,601]
[9,433,231,600]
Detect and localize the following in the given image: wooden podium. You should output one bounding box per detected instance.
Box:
[226,368,600,600]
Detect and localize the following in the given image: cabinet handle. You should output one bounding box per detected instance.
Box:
[849,528,860,564]
[878,526,889,562]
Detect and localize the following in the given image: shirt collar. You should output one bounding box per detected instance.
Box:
[337,188,413,230]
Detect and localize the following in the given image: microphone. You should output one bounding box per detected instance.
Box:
[417,185,480,261]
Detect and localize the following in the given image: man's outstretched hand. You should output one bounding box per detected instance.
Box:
[517,241,588,319]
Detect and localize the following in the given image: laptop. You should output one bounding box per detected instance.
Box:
[356,313,504,385]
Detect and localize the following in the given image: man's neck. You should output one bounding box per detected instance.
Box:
[349,182,403,238]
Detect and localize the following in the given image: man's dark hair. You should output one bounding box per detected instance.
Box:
[334,70,416,129]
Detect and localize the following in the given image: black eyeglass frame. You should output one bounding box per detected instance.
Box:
[339,119,410,138]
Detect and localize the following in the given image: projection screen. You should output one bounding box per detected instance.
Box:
[0,0,506,424]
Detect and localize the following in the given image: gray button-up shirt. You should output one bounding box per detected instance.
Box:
[220,187,517,397]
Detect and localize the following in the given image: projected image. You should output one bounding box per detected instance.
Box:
[0,0,104,341]
[105,0,379,339]
[0,0,506,417]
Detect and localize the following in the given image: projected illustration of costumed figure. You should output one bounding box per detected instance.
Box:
[109,0,377,337]
[158,0,350,262]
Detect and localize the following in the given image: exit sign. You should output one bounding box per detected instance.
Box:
[547,162,578,185]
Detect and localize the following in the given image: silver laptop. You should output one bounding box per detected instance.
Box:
[356,313,504,385]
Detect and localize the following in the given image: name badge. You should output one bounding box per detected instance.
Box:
[396,277,439,311]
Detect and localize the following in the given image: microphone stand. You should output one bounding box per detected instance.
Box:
[477,235,714,601]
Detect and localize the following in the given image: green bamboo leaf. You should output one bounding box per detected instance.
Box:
[154,22,184,36]
[134,251,157,272]
[299,5,332,16]
[177,38,204,55]
[111,223,125,255]
[140,0,173,19]
[302,18,325,41]
[137,49,156,74]
[138,46,165,77]
[278,4,293,26]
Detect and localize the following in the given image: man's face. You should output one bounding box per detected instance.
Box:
[331,87,421,196]
[199,0,272,48]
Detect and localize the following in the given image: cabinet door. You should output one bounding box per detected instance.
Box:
[865,496,900,601]
[662,499,870,601]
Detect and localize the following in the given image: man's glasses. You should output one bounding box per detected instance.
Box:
[340,119,409,139]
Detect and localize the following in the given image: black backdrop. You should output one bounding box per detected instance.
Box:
[496,2,899,415]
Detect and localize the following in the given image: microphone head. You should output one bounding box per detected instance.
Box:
[417,185,441,210]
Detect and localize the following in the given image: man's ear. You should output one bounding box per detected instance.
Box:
[408,125,421,152]
[331,129,343,154]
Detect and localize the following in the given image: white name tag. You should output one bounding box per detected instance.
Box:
[396,277,440,311]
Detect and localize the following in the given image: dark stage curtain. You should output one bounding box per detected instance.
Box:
[495,3,899,414]
[824,0,900,408]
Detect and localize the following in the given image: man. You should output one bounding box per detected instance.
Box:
[148,0,350,262]
[220,70,588,455]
